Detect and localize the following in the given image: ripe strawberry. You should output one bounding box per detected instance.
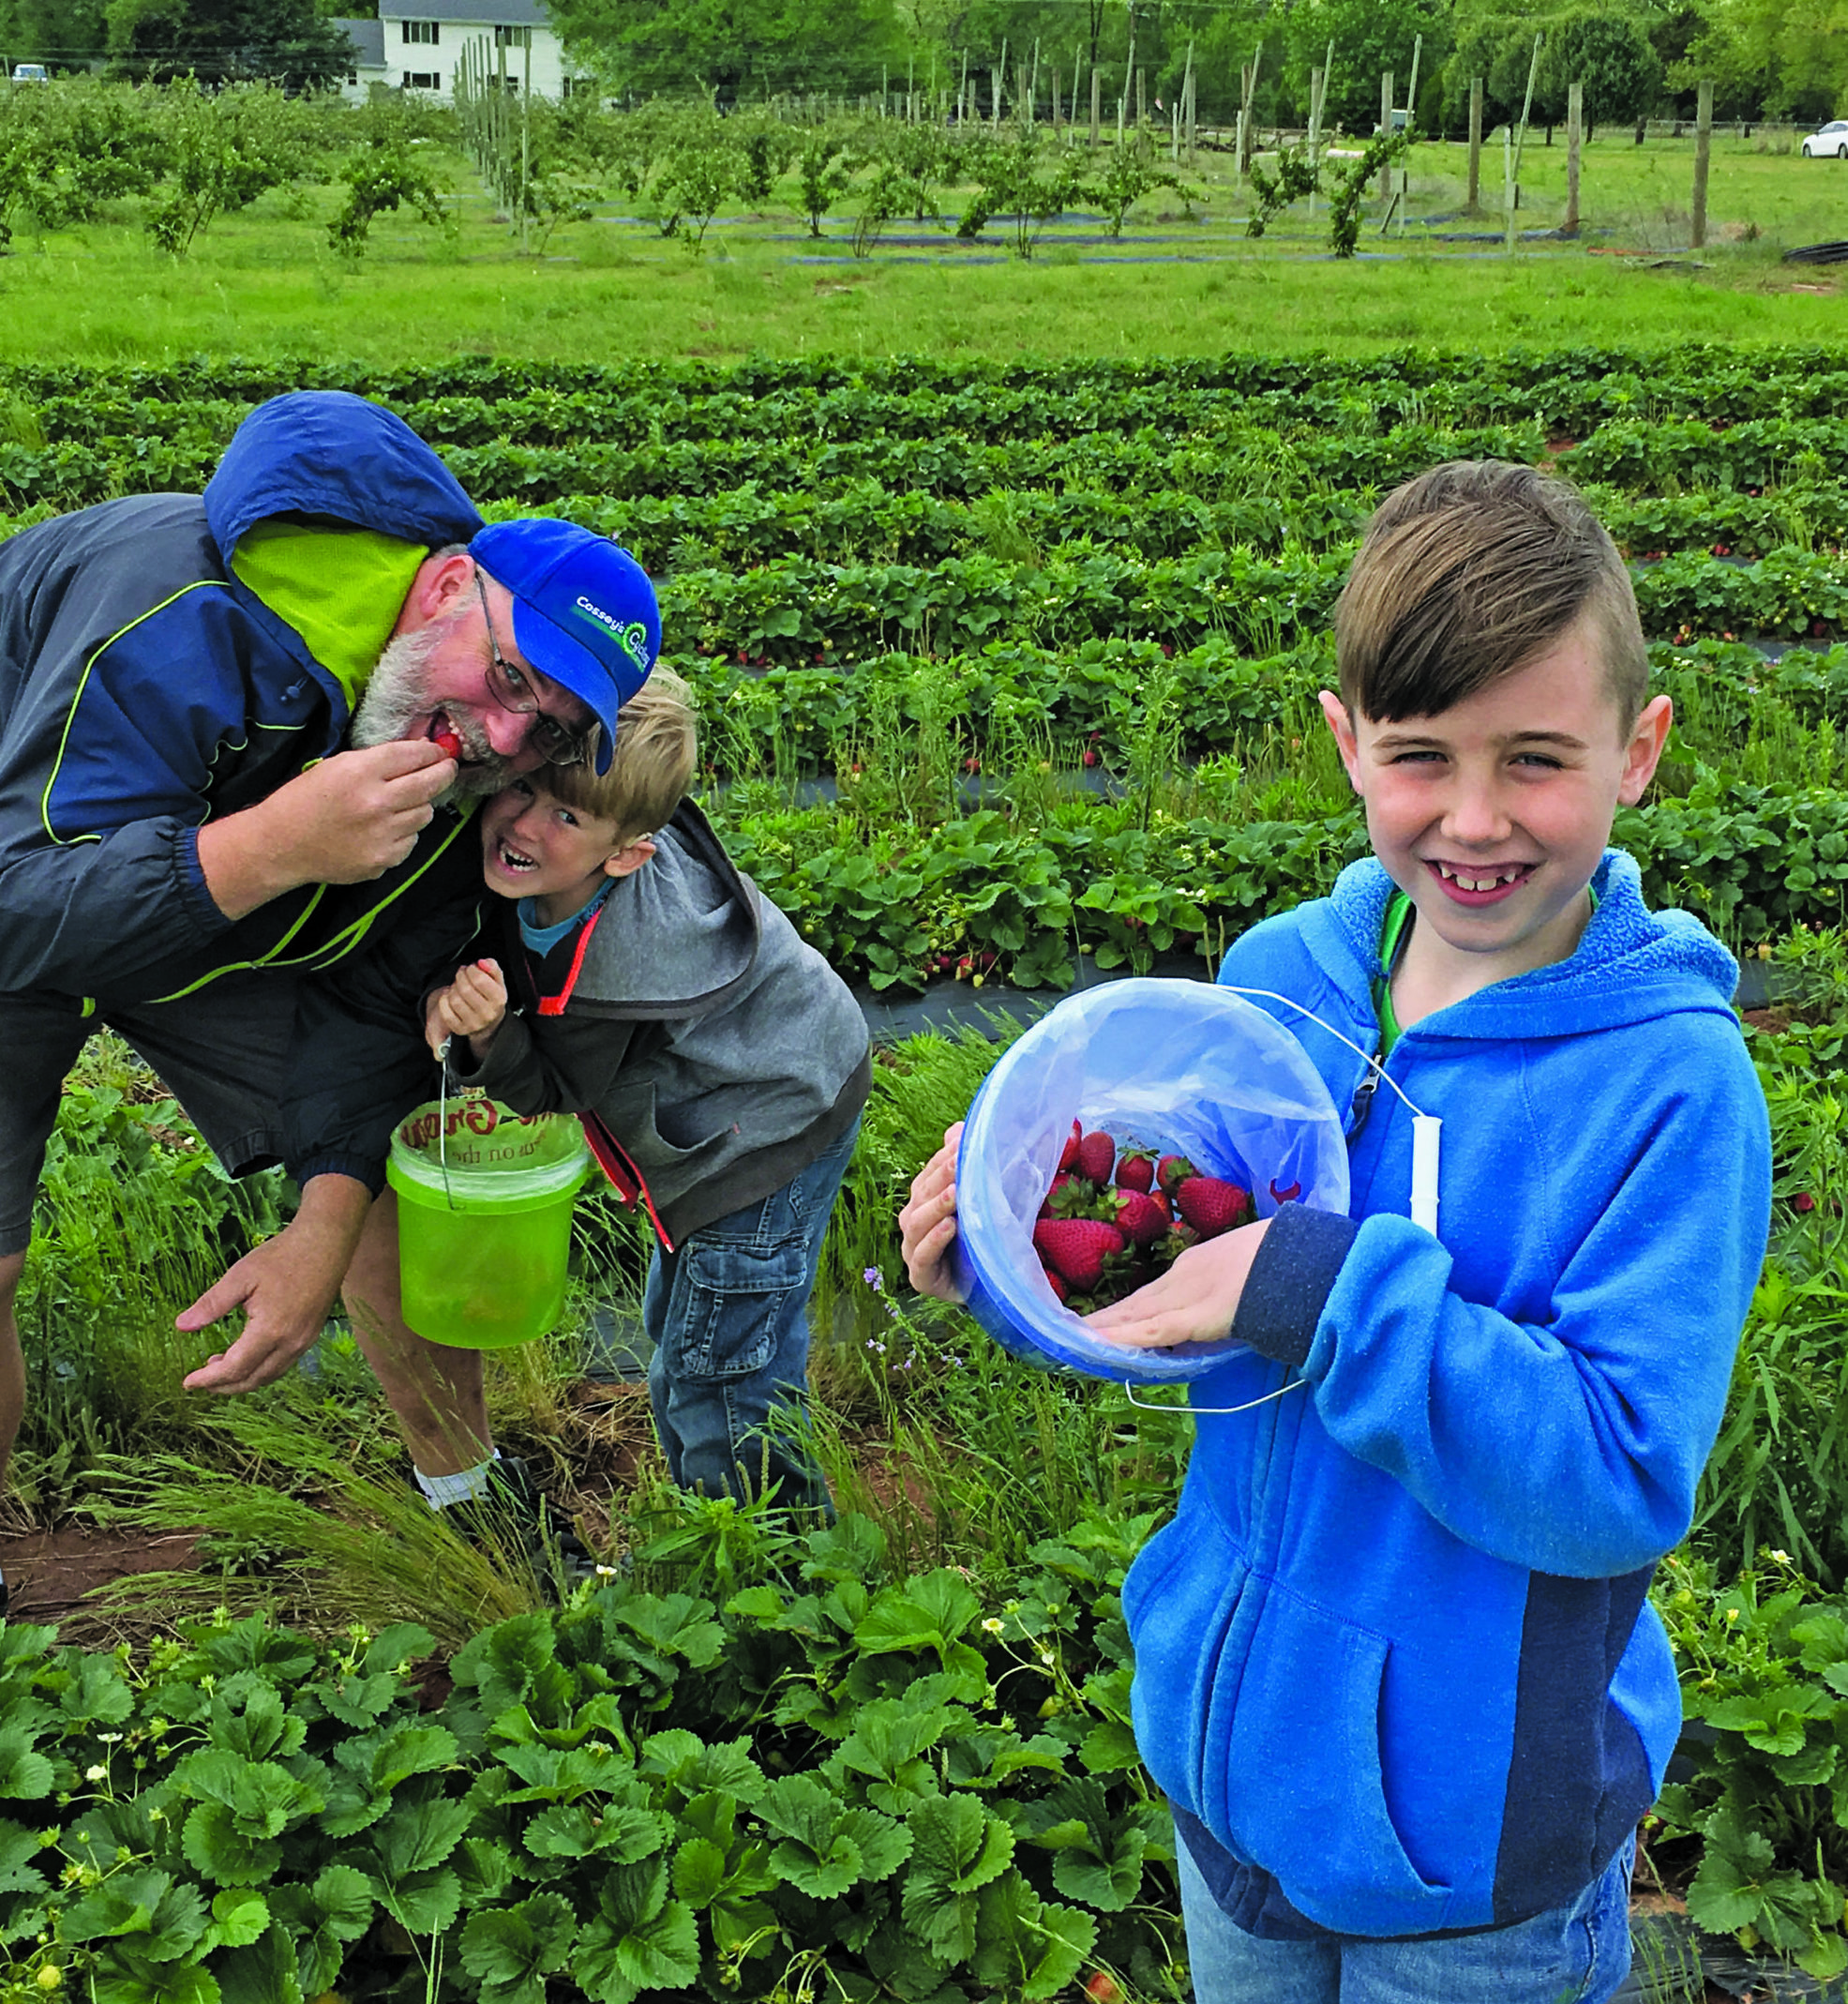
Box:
[1116,1151,1155,1193]
[1085,1975,1122,2004]
[1032,1218,1126,1291]
[433,727,462,760]
[1175,1177,1252,1239]
[1156,1153,1194,1196]
[1075,1130,1116,1186]
[1112,1187,1170,1248]
[1040,1170,1086,1217]
[1057,1120,1083,1174]
[1045,1269,1069,1302]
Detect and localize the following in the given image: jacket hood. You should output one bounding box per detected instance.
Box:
[568,801,759,1018]
[203,391,485,559]
[1298,850,1740,1040]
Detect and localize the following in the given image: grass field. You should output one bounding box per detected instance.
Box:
[0,128,1843,366]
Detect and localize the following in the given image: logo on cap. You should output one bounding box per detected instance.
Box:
[572,594,652,675]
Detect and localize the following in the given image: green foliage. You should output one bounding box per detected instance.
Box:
[954,132,1089,259]
[105,0,355,90]
[1245,141,1319,239]
[653,138,736,252]
[1654,1551,1848,1977]
[1087,136,1198,240]
[796,131,850,236]
[326,142,447,262]
[1325,128,1407,258]
[143,83,323,258]
[0,1510,1185,1999]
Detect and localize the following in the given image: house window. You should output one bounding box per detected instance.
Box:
[494,24,530,47]
[401,69,440,88]
[400,20,439,44]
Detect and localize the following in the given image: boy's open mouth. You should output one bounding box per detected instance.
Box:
[493,836,538,875]
[1426,859,1537,906]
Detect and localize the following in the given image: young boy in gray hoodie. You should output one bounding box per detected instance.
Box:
[424,669,870,1511]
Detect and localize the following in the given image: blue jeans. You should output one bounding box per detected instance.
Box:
[1176,1833,1635,2004]
[642,1122,856,1513]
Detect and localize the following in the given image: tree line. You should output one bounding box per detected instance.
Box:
[1,0,1840,130]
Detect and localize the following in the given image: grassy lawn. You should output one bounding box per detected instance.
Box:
[0,128,1841,367]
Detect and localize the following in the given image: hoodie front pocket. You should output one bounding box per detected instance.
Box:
[1212,1592,1455,1936]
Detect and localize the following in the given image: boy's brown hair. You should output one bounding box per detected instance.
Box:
[545,666,698,839]
[1333,461,1649,730]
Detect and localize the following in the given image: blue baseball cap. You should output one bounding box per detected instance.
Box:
[470,519,660,775]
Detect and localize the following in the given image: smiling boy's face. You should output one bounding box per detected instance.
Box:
[479,776,651,924]
[1320,615,1673,992]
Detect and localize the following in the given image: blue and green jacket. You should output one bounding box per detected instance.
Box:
[0,390,487,1183]
[1124,851,1770,1938]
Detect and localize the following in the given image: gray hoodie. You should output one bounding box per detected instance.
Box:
[466,799,870,1246]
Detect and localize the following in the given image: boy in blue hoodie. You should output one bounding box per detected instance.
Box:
[900,461,1771,2003]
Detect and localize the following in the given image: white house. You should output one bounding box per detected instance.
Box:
[338,1,587,102]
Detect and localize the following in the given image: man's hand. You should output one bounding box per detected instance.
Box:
[197,741,458,923]
[178,1174,372,1394]
[426,958,507,1058]
[1083,1217,1271,1350]
[898,1123,967,1302]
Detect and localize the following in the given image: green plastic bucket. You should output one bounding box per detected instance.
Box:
[387,1096,591,1349]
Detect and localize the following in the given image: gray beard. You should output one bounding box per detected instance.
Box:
[349,628,516,798]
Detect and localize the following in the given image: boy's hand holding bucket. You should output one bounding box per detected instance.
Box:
[427,958,508,1058]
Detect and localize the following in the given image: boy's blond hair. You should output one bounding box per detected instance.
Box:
[546,667,698,839]
[1334,461,1649,731]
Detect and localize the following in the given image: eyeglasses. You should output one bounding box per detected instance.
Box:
[474,572,594,768]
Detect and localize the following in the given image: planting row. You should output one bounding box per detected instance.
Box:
[9,414,1848,519]
[660,547,1848,666]
[483,482,1846,574]
[0,1514,1181,2001]
[685,637,1848,780]
[16,344,1848,425]
[707,778,1848,991]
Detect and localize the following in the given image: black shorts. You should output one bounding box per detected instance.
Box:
[0,970,304,1256]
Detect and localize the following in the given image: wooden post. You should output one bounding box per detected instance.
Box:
[1050,62,1060,135]
[1564,78,1582,233]
[1467,76,1482,210]
[1506,31,1541,251]
[1118,26,1133,144]
[1242,38,1262,171]
[1171,98,1179,160]
[519,28,530,250]
[1377,70,1393,198]
[1029,38,1039,125]
[1182,39,1195,160]
[957,49,968,125]
[1691,78,1712,246]
[1306,64,1326,216]
[1135,65,1147,130]
[993,39,1005,131]
[1396,33,1420,233]
[1090,63,1101,145]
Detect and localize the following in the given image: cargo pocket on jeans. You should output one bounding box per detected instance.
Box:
[666,1234,809,1379]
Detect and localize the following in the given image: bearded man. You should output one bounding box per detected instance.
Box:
[0,391,658,1600]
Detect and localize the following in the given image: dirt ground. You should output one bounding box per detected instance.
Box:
[0,1526,203,1646]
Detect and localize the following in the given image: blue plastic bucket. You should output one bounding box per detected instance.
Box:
[953,979,1349,1383]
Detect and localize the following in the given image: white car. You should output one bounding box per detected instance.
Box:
[8,64,46,83]
[1803,120,1848,157]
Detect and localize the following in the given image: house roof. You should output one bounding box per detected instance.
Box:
[333,17,386,66]
[379,0,551,23]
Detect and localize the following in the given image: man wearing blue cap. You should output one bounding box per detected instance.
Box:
[0,391,658,1605]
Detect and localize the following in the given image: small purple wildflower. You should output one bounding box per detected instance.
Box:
[863,1266,884,1292]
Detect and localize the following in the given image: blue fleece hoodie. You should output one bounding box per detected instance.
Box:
[1121,851,1770,1939]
